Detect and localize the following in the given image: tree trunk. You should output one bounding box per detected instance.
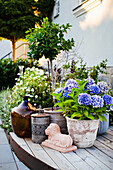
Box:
[50,59,55,92]
[12,37,16,61]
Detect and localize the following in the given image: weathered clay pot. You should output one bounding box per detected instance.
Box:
[98,112,109,135]
[66,117,99,148]
[44,107,68,134]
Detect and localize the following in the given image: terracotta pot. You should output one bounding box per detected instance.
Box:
[44,107,68,134]
[66,117,99,148]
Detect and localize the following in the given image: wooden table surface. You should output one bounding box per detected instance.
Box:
[10,126,113,170]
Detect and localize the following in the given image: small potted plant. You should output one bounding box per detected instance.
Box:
[52,78,113,148]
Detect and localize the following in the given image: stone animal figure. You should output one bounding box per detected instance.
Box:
[45,123,73,147]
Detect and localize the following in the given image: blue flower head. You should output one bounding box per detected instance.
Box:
[78,93,92,106]
[54,87,64,94]
[91,95,104,108]
[97,81,109,94]
[102,94,112,105]
[65,79,78,93]
[85,78,95,89]
[87,84,100,94]
[63,87,68,93]
[65,79,78,87]
[63,93,70,98]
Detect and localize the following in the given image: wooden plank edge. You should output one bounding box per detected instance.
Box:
[9,133,56,170]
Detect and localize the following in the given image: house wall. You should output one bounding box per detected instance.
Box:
[52,0,113,67]
[15,40,29,60]
[0,40,11,59]
[0,39,28,60]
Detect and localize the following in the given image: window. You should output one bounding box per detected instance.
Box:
[78,0,86,5]
[73,0,102,17]
[54,0,60,18]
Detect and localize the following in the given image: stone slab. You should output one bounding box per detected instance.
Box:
[0,131,9,145]
[0,145,14,164]
[0,162,17,170]
[16,161,30,170]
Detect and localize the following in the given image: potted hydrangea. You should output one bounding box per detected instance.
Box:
[52,78,113,148]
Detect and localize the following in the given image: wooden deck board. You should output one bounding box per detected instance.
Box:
[42,146,76,170]
[86,146,113,169]
[75,148,110,170]
[62,151,93,170]
[10,126,113,170]
[97,135,113,150]
[25,138,59,169]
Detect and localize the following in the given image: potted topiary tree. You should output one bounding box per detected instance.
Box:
[26,17,75,133]
[52,78,113,148]
[26,17,75,92]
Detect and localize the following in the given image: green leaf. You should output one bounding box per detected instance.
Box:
[64,99,74,104]
[87,114,95,120]
[98,115,103,122]
[71,112,82,119]
[84,110,88,117]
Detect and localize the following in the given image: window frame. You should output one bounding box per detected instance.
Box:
[73,0,102,17]
[54,0,60,19]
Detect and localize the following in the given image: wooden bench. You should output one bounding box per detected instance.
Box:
[10,127,113,170]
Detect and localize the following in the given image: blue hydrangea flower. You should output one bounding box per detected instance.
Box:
[87,84,100,94]
[91,95,104,108]
[65,79,78,87]
[85,78,95,88]
[97,81,109,94]
[54,87,64,94]
[63,86,69,93]
[66,83,78,93]
[102,94,112,105]
[78,93,92,106]
[63,93,70,98]
[64,79,78,93]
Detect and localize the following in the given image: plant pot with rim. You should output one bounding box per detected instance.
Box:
[98,111,109,135]
[52,78,113,148]
[66,117,99,148]
[44,107,68,134]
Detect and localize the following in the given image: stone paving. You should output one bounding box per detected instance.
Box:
[0,119,29,170]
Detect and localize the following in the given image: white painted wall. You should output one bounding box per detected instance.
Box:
[52,0,113,67]
[0,40,11,59]
[0,39,28,60]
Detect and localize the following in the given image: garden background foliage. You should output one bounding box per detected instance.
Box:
[0,58,39,90]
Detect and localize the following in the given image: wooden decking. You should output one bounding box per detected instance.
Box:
[10,126,113,170]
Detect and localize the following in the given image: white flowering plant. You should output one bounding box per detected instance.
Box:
[52,78,113,121]
[7,67,53,109]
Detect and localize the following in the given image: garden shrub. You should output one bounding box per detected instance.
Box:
[0,58,39,90]
[62,59,107,83]
[7,66,53,109]
[0,67,53,133]
[0,90,12,133]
